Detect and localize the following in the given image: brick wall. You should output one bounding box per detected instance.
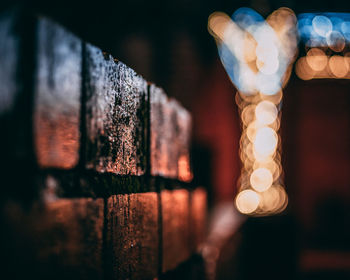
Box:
[0,7,207,279]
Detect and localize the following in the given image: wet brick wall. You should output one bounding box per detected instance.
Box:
[0,7,207,280]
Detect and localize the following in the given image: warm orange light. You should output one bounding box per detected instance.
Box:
[255,101,278,125]
[208,7,294,216]
[207,12,231,42]
[250,168,273,192]
[295,57,315,80]
[241,104,256,126]
[235,190,260,214]
[178,155,192,182]
[253,127,278,158]
[306,48,328,72]
[326,31,345,52]
[329,55,349,78]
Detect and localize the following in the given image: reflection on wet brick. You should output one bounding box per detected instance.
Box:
[85,44,148,175]
[34,18,82,169]
[42,198,104,278]
[107,193,159,279]
[1,198,104,279]
[190,188,207,252]
[150,85,192,181]
[171,99,192,182]
[161,189,191,273]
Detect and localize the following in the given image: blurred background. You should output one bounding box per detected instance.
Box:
[1,0,350,279]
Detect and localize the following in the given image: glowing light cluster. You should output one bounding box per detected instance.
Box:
[296,13,350,80]
[209,7,298,215]
[296,48,350,80]
[298,13,350,48]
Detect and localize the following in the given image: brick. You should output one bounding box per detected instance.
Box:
[161,189,191,273]
[41,198,104,278]
[1,198,104,279]
[171,98,192,182]
[85,44,148,176]
[150,85,192,181]
[190,188,207,252]
[107,192,159,279]
[34,18,82,169]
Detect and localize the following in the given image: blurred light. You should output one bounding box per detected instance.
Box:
[296,13,350,80]
[253,127,278,157]
[235,190,260,214]
[241,104,256,126]
[306,48,328,71]
[299,13,350,46]
[256,73,281,95]
[326,31,345,52]
[312,16,333,37]
[209,7,296,216]
[250,168,273,192]
[255,101,278,125]
[329,55,349,77]
[295,57,315,80]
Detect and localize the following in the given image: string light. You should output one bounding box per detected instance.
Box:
[209,7,298,215]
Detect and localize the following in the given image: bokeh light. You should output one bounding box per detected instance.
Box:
[235,190,260,214]
[250,168,273,192]
[208,7,298,216]
[296,12,350,80]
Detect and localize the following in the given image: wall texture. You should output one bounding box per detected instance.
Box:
[0,7,207,279]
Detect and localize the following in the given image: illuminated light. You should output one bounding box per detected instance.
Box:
[246,122,258,142]
[237,66,258,95]
[306,48,328,71]
[344,53,350,69]
[329,55,349,78]
[260,90,283,104]
[255,101,278,125]
[208,12,231,41]
[330,16,343,31]
[253,159,280,178]
[245,142,255,161]
[235,190,260,214]
[341,21,350,40]
[246,120,279,143]
[281,65,293,88]
[241,104,256,126]
[326,31,345,52]
[256,57,280,75]
[267,7,297,35]
[259,186,281,212]
[232,7,264,30]
[312,15,333,37]
[256,73,281,95]
[253,127,278,157]
[255,42,279,61]
[250,168,273,192]
[244,33,257,62]
[209,7,295,216]
[295,57,315,80]
[273,185,289,213]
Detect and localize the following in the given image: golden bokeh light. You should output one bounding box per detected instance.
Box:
[253,127,278,158]
[306,48,328,72]
[295,57,315,80]
[329,55,349,78]
[250,168,273,192]
[208,7,295,216]
[235,190,260,214]
[255,101,278,125]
